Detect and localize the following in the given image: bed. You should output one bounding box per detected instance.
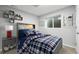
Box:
[17,23,62,54]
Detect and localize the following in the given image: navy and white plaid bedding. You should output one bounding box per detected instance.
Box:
[17,29,62,54]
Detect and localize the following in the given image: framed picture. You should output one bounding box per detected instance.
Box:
[67,15,73,26]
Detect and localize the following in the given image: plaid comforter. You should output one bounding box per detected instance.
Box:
[17,34,61,54]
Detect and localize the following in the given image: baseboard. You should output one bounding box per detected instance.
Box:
[76,48,79,54]
[0,49,2,53]
[63,43,76,48]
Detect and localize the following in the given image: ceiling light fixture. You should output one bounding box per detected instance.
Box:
[32,5,40,7]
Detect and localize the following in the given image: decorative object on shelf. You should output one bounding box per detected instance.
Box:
[67,15,73,26]
[2,37,17,53]
[9,10,14,15]
[14,14,23,20]
[5,25,13,39]
[3,12,9,18]
[4,47,9,51]
[9,18,14,23]
[3,10,23,23]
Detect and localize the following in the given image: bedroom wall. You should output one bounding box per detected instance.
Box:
[76,5,79,53]
[0,5,39,50]
[38,6,76,48]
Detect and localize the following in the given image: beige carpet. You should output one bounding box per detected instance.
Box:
[1,45,76,54]
[59,46,76,54]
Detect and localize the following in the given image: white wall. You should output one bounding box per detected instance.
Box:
[38,6,76,48]
[0,5,39,50]
[76,5,79,53]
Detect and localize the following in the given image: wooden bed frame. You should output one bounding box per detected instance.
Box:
[17,23,35,29]
[17,23,62,54]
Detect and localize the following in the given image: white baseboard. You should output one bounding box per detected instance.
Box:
[76,49,79,54]
[63,43,76,48]
[0,49,2,53]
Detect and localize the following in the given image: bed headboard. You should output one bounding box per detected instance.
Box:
[17,23,35,39]
[17,23,35,30]
[17,23,35,49]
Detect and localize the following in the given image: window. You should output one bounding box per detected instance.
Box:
[47,15,61,28]
[54,19,61,28]
[47,18,53,28]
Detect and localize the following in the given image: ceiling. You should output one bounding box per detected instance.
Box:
[13,5,71,16]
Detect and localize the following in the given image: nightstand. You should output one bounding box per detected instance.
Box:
[2,37,17,53]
